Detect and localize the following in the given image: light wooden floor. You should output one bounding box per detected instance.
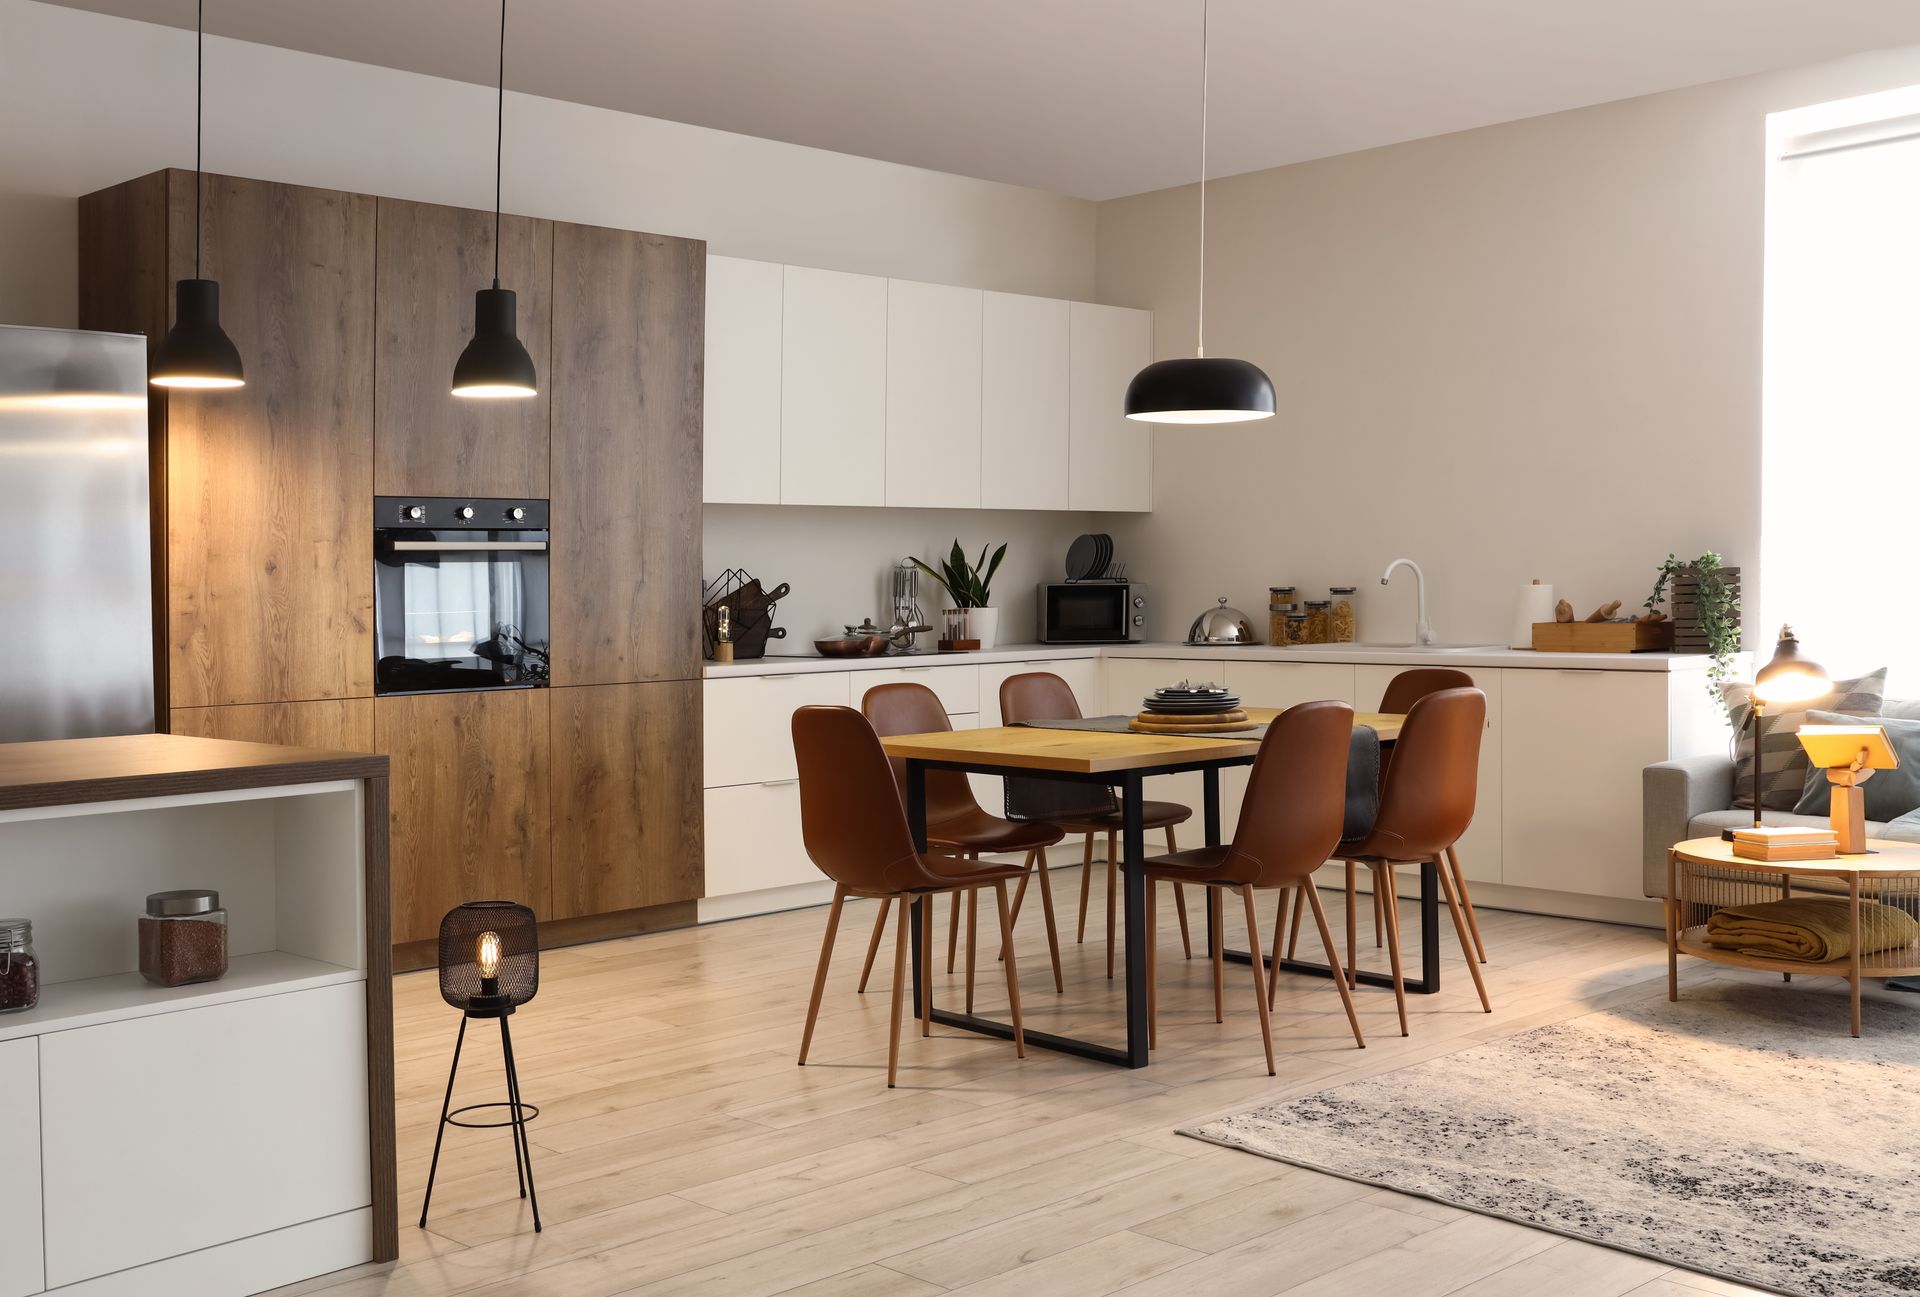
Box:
[270,868,1786,1297]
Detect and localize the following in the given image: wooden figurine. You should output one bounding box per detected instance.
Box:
[1554,599,1575,623]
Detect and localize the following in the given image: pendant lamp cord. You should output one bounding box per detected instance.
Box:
[194,0,203,278]
[493,0,506,290]
[1195,0,1208,358]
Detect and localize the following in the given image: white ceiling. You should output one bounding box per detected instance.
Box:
[43,0,1920,199]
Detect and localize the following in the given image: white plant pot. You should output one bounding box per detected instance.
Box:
[970,606,999,651]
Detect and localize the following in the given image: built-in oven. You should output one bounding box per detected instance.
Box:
[1036,580,1146,644]
[374,496,550,695]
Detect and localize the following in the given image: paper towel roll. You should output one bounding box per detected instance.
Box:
[1511,581,1555,649]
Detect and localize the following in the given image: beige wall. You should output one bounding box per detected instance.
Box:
[1096,44,1920,646]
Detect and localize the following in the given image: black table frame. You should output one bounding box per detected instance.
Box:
[904,753,1441,1069]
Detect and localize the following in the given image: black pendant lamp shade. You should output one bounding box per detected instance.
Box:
[151,0,244,391]
[1124,0,1273,426]
[453,0,537,400]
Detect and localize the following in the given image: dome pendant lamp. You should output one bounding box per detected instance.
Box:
[1123,0,1274,425]
[150,0,244,391]
[452,0,538,399]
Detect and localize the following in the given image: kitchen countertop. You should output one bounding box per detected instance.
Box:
[0,732,388,812]
[703,641,1734,677]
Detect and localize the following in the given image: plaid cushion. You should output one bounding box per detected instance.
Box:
[1723,669,1886,810]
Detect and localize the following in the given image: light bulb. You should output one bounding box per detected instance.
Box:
[476,930,502,979]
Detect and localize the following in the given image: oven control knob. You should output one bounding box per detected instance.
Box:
[456,505,475,520]
[508,506,526,521]
[403,504,425,521]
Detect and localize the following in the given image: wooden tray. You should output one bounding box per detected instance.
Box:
[1531,620,1675,653]
[1129,711,1257,734]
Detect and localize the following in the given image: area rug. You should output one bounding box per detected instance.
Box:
[1183,984,1920,1297]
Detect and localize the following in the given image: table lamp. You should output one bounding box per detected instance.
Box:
[1725,625,1832,839]
[1797,724,1900,854]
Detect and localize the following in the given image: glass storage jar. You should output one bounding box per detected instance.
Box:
[1281,612,1310,646]
[1267,587,1299,645]
[139,889,228,987]
[0,919,37,1014]
[1303,599,1333,644]
[1328,587,1358,643]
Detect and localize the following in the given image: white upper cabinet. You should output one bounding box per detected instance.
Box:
[886,279,982,508]
[703,255,783,504]
[780,265,887,506]
[981,291,1070,511]
[1069,302,1153,512]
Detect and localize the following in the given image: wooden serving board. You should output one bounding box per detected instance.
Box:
[1129,712,1258,734]
[1133,710,1247,726]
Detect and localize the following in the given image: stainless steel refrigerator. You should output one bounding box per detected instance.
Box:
[0,325,155,740]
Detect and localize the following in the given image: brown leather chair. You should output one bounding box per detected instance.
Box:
[792,704,1029,1087]
[998,671,1197,976]
[856,683,1065,1005]
[1334,686,1491,1033]
[1142,700,1364,1074]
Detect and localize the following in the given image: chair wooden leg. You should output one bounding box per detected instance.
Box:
[999,849,1036,961]
[1448,846,1488,964]
[1373,879,1385,948]
[1240,886,1276,1076]
[887,895,910,1087]
[857,896,890,994]
[947,885,962,974]
[1374,863,1409,1037]
[1304,883,1366,1049]
[1344,860,1359,989]
[1105,831,1118,979]
[993,881,1025,1058]
[965,887,978,1014]
[1076,832,1095,942]
[1167,825,1193,960]
[1436,854,1492,1013]
[1268,887,1289,1010]
[799,885,846,1064]
[1035,847,1063,993]
[922,891,936,1037]
[1286,878,1307,959]
[1146,877,1158,1050]
[1209,887,1225,1024]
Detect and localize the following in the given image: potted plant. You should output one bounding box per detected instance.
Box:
[1643,551,1742,712]
[910,540,1007,651]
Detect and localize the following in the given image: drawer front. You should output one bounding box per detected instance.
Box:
[705,673,852,787]
[1223,660,1358,708]
[979,657,1101,727]
[39,981,370,1288]
[704,780,820,896]
[0,1038,41,1297]
[851,664,980,718]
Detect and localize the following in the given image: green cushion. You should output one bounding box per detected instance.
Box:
[1793,710,1920,822]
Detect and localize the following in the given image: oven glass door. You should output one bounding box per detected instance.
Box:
[1045,585,1127,643]
[374,529,550,694]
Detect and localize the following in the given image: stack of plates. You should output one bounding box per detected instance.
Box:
[1064,533,1115,581]
[1142,683,1241,714]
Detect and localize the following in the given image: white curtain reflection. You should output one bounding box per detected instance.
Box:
[402,557,523,658]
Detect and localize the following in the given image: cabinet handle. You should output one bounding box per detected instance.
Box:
[757,674,812,683]
[759,778,799,788]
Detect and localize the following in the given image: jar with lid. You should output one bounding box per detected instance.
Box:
[139,890,228,987]
[1268,586,1299,644]
[1303,599,1333,644]
[1328,587,1358,643]
[0,919,37,1014]
[1281,612,1310,646]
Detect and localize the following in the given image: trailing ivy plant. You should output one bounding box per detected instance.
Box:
[910,539,1007,610]
[1644,551,1742,712]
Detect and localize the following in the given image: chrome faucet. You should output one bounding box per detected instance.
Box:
[1381,558,1435,646]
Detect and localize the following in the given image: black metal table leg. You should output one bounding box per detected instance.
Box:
[1203,767,1221,958]
[1120,770,1150,1068]
[1223,860,1442,994]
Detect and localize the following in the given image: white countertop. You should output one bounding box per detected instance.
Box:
[703,640,1730,676]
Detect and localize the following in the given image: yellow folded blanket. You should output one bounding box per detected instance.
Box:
[1704,897,1920,962]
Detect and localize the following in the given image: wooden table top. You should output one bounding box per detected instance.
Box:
[0,733,387,812]
[1673,835,1920,879]
[880,709,1405,775]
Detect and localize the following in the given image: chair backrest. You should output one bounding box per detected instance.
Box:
[791,705,926,893]
[1378,667,1474,716]
[999,671,1083,724]
[1219,700,1357,887]
[861,682,978,822]
[1366,687,1486,857]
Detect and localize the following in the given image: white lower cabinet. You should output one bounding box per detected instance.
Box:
[704,672,852,787]
[0,1038,42,1297]
[850,664,979,717]
[1355,664,1503,885]
[705,780,817,896]
[1502,668,1669,901]
[38,981,369,1289]
[979,656,1101,727]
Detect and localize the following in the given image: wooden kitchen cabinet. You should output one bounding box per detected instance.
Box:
[550,682,704,916]
[1069,302,1152,513]
[780,265,887,506]
[982,292,1071,511]
[1355,663,1502,885]
[703,254,783,504]
[886,278,982,508]
[169,698,374,752]
[549,221,705,686]
[376,689,551,944]
[374,198,552,498]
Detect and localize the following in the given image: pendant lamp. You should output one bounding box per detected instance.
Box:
[453,0,537,399]
[1124,0,1273,425]
[150,0,244,391]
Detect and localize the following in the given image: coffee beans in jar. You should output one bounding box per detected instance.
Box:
[139,889,229,987]
[0,918,37,1014]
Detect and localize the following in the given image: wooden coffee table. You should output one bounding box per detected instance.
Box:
[1667,836,1920,1036]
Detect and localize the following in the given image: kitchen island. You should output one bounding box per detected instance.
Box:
[0,734,394,1297]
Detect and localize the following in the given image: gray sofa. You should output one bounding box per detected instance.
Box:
[1642,697,1920,897]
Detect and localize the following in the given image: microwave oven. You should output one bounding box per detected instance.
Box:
[1036,581,1146,644]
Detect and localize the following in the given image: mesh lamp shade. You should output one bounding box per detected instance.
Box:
[437,900,538,1011]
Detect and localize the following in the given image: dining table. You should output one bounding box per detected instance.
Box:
[878,706,1433,1069]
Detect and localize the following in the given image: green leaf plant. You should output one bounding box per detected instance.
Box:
[909,539,1007,610]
